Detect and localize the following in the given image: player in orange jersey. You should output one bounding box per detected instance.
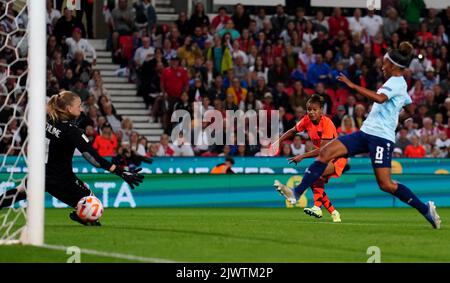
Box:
[272,94,347,222]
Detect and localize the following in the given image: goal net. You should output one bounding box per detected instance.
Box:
[0,0,46,245]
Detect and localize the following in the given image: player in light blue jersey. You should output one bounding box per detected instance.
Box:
[285,42,441,229]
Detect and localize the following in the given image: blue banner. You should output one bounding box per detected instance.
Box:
[1,156,449,175]
[1,172,450,208]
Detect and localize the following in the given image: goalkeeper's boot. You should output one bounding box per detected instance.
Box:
[273,180,296,205]
[331,210,342,223]
[88,220,102,227]
[69,211,101,227]
[423,201,441,229]
[303,206,323,218]
[69,211,88,226]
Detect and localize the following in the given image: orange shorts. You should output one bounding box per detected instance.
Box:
[329,157,348,179]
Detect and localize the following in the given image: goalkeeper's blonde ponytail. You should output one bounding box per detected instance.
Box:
[47,91,79,122]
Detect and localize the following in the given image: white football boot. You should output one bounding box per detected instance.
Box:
[331,210,342,223]
[273,180,297,205]
[304,206,323,218]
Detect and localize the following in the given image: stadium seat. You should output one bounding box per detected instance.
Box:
[284,87,294,96]
[335,88,350,106]
[304,88,314,96]
[326,88,336,99]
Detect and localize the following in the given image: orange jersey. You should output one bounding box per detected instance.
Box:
[295,115,337,148]
[295,115,347,179]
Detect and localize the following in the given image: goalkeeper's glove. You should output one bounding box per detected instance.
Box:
[114,167,144,189]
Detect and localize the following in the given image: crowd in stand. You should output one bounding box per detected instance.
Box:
[1,0,450,162]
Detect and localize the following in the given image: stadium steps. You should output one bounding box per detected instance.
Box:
[155,0,178,23]
[89,39,164,144]
[103,83,136,90]
[155,6,175,13]
[109,89,135,95]
[95,64,120,70]
[102,76,128,83]
[96,57,116,64]
[117,109,150,116]
[113,102,146,109]
[110,96,144,103]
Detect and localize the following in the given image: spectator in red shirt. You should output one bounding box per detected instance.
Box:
[160,54,189,99]
[404,135,426,158]
[156,54,189,131]
[92,123,118,157]
[211,6,231,30]
[416,22,434,43]
[328,7,349,38]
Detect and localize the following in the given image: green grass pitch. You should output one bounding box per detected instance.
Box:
[1,208,449,263]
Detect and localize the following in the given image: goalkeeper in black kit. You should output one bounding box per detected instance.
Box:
[0,91,144,226]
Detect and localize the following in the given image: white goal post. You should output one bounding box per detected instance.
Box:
[22,0,46,246]
[0,0,46,246]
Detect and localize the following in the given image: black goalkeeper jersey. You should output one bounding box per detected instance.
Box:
[45,119,112,183]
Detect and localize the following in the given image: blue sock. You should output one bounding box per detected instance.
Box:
[294,161,328,200]
[393,183,428,215]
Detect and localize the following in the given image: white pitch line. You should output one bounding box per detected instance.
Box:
[40,244,178,263]
[294,220,433,228]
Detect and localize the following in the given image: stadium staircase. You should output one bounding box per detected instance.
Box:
[90,39,164,143]
[155,0,178,22]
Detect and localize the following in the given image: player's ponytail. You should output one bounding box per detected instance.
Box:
[398,42,413,58]
[384,41,414,69]
[47,91,79,122]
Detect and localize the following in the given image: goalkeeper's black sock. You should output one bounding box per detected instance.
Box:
[0,189,27,209]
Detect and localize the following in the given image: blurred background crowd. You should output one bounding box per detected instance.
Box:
[0,0,449,165]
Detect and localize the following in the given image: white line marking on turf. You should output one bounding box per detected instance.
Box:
[40,244,178,263]
[294,221,430,227]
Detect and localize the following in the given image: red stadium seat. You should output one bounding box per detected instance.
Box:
[326,88,335,99]
[304,88,314,96]
[284,87,294,96]
[335,88,350,106]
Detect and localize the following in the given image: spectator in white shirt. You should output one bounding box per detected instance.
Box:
[290,134,305,155]
[435,131,450,158]
[409,53,432,80]
[302,20,317,46]
[172,132,195,156]
[133,36,155,68]
[46,0,61,33]
[416,117,441,144]
[254,139,272,156]
[102,103,122,133]
[298,45,315,70]
[348,8,365,36]
[361,8,383,39]
[65,27,97,64]
[252,7,270,33]
[312,10,329,33]
[156,134,175,156]
[231,41,249,65]
[89,76,109,100]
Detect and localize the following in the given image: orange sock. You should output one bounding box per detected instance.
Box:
[321,192,335,214]
[312,187,324,207]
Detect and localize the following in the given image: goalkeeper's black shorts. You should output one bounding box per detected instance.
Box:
[46,176,93,208]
